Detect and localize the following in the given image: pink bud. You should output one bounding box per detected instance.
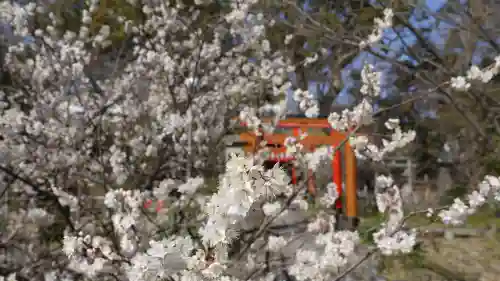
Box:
[143,199,153,209]
[155,200,164,212]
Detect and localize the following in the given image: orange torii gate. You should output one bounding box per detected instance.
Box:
[237,117,358,224]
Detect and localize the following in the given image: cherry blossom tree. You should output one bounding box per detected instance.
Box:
[0,1,499,281]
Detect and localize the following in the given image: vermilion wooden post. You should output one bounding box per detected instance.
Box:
[333,148,343,209]
[329,125,343,210]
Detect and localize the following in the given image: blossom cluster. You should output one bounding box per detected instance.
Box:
[200,155,289,247]
[293,88,320,118]
[451,56,500,91]
[438,175,500,225]
[359,8,394,49]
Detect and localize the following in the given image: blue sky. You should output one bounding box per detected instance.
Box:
[288,0,451,112]
[427,0,447,12]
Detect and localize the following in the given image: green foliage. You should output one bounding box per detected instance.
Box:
[31,0,143,50]
[0,217,6,233]
[440,185,468,205]
[464,206,500,227]
[320,10,341,27]
[201,177,220,194]
[483,135,500,175]
[32,0,234,52]
[358,213,384,244]
[378,244,427,272]
[40,218,66,244]
[357,7,378,22]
